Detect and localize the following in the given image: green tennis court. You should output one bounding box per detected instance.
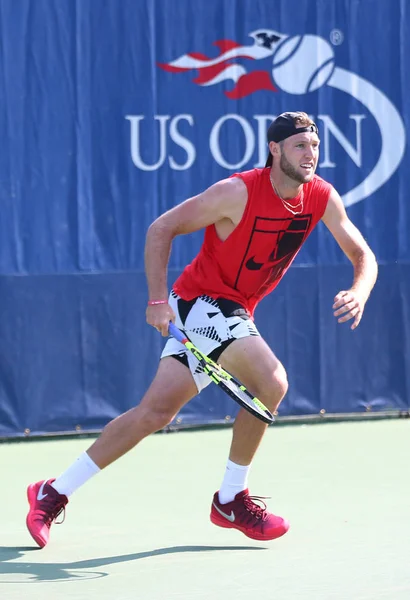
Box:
[1,419,409,600]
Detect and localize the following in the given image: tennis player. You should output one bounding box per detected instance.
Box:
[26,112,378,547]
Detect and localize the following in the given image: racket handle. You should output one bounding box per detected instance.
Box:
[168,321,186,343]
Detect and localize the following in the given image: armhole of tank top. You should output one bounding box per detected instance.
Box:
[229,174,252,232]
[320,181,333,218]
[206,175,250,245]
[313,177,332,219]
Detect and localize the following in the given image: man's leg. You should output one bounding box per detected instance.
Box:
[219,335,288,466]
[85,356,198,469]
[26,357,198,548]
[210,335,289,541]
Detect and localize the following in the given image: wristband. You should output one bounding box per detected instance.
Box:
[147,299,168,306]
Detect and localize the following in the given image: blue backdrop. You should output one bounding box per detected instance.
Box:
[0,0,409,437]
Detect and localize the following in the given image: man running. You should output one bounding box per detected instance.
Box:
[26,112,378,547]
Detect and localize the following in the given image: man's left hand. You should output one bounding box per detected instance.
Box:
[333,289,365,330]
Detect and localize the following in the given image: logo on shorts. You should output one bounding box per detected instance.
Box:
[157,29,406,206]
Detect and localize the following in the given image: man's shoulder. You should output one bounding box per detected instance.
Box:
[208,174,248,210]
[229,168,267,196]
[308,174,334,193]
[311,173,330,185]
[230,167,267,182]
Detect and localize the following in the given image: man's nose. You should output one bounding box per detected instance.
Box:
[305,146,315,159]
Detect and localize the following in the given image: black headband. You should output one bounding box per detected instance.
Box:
[265,112,319,167]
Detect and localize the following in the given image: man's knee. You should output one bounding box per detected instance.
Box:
[272,363,288,406]
[274,362,288,395]
[254,363,288,411]
[137,405,177,433]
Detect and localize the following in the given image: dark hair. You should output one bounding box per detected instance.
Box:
[265,112,318,167]
[291,112,315,129]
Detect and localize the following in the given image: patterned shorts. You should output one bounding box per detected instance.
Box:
[161,290,260,391]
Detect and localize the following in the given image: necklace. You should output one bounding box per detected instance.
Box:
[269,173,304,215]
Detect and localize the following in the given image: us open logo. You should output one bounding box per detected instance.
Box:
[127,29,406,207]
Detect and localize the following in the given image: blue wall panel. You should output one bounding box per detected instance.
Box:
[0,0,408,436]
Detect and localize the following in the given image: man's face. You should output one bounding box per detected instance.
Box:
[278,131,320,184]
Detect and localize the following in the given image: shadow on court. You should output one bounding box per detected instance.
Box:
[0,544,266,583]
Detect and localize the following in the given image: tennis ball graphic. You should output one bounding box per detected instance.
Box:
[272,35,335,94]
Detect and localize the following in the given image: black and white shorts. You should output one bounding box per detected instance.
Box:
[161,290,260,391]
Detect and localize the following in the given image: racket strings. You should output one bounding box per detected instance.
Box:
[243,495,271,521]
[183,333,273,423]
[222,378,258,405]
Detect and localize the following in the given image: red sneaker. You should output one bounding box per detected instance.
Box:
[210,489,289,541]
[26,479,68,548]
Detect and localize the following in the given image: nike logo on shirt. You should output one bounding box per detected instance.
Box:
[245,256,264,271]
[212,502,235,522]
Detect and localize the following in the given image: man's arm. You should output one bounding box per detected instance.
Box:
[144,176,247,335]
[321,187,378,329]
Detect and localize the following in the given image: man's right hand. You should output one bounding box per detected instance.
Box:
[146,303,176,336]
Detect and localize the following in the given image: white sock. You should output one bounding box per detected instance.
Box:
[51,452,101,497]
[218,459,250,504]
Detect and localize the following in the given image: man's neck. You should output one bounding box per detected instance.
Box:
[269,167,303,200]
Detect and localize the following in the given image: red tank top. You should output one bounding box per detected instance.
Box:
[173,168,332,316]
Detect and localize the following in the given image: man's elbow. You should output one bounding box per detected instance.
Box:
[351,244,377,264]
[147,215,176,240]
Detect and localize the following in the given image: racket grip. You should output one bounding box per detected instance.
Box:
[168,321,186,343]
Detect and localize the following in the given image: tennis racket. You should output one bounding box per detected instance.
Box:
[168,322,274,424]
